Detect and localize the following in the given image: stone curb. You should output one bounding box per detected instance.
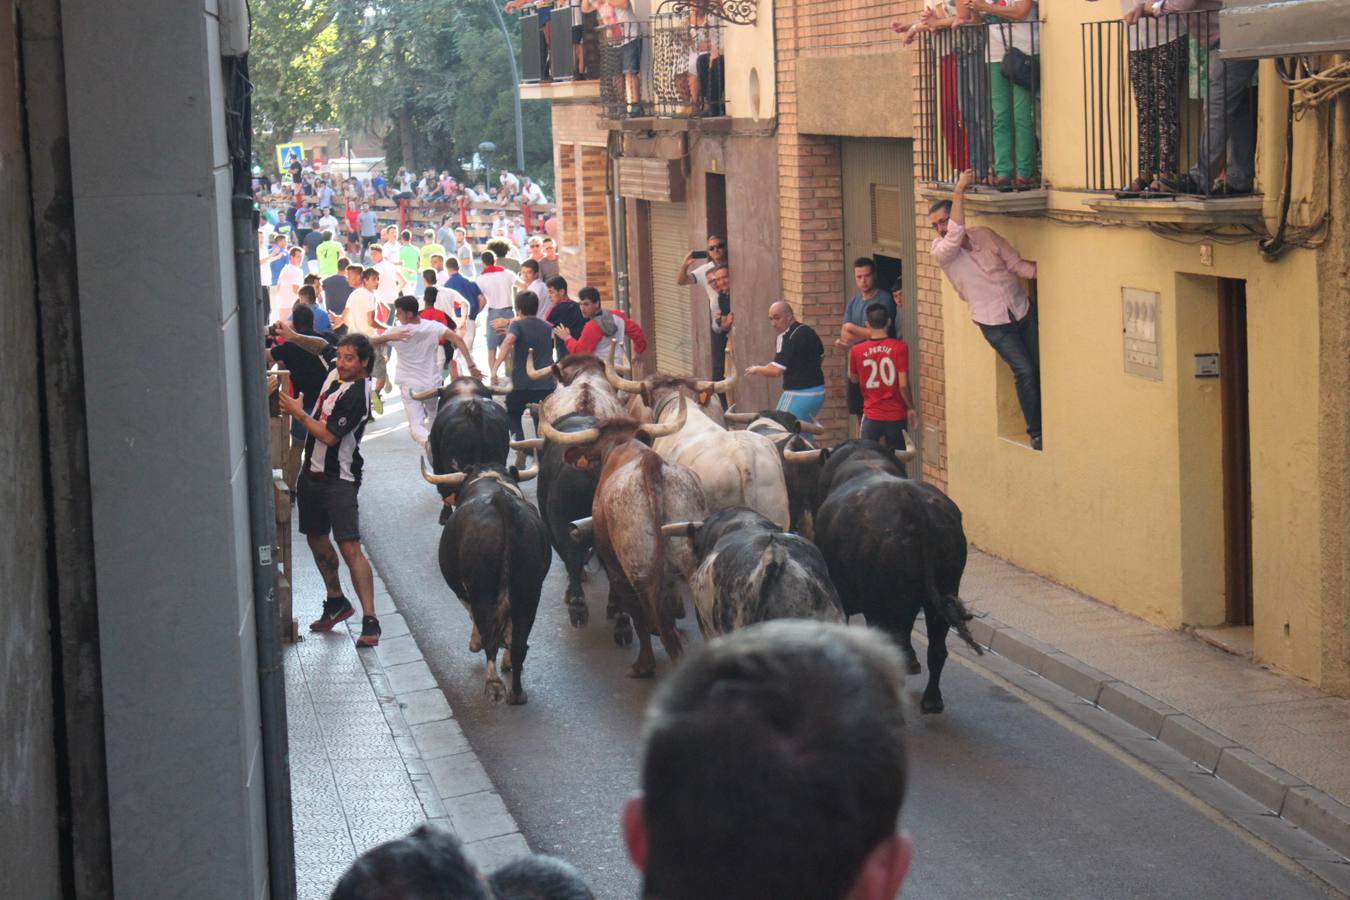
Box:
[356,553,531,869]
[972,614,1350,862]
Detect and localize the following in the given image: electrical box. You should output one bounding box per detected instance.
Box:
[1122,288,1162,381]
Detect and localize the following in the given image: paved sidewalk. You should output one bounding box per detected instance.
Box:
[285,527,527,900]
[961,547,1350,868]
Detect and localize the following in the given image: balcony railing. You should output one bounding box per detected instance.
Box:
[918,21,1043,190]
[1082,11,1259,197]
[520,5,601,83]
[598,14,725,119]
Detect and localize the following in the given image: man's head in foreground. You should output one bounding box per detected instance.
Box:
[330,824,489,900]
[623,620,912,900]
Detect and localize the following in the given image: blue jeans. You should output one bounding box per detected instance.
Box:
[977,304,1041,440]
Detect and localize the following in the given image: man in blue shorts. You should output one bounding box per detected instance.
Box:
[743,301,825,422]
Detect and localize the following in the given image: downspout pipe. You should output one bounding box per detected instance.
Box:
[227,57,297,900]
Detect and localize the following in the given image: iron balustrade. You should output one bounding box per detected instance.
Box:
[1081,10,1258,197]
[598,13,725,119]
[519,4,602,83]
[918,21,1043,190]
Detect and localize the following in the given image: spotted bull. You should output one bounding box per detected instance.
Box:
[421,462,550,705]
[797,439,982,714]
[661,507,843,638]
[541,400,706,677]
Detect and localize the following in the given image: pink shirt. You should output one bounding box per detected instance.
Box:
[931,219,1036,326]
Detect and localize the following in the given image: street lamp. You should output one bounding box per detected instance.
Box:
[478,141,497,178]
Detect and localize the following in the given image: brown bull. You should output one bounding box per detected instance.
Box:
[541,399,707,677]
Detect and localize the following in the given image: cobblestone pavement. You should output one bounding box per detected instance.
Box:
[285,523,527,900]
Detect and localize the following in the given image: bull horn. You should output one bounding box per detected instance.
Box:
[894,436,919,464]
[420,457,467,486]
[640,396,686,439]
[409,386,441,401]
[568,517,593,544]
[524,349,552,382]
[510,438,546,451]
[539,418,600,446]
[660,521,702,539]
[799,419,826,435]
[782,448,824,464]
[695,339,738,394]
[605,341,644,393]
[513,465,539,482]
[485,379,513,395]
[723,412,758,423]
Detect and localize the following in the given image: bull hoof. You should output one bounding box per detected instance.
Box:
[628,663,655,679]
[605,601,619,621]
[920,693,945,715]
[501,650,513,672]
[567,602,589,628]
[485,678,507,705]
[614,616,633,647]
[905,656,923,675]
[507,689,528,706]
[468,627,482,654]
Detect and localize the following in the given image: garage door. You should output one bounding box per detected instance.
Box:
[649,201,692,375]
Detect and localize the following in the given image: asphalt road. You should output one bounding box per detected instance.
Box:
[355,392,1336,900]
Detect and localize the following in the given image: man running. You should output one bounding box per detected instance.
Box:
[489,290,556,467]
[383,295,480,451]
[278,333,383,648]
[552,286,646,365]
[848,302,918,454]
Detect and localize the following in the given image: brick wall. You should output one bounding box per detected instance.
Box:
[549,102,614,301]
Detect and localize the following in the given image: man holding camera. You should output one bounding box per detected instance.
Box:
[677,236,731,386]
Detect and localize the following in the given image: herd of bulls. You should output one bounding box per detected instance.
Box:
[414,347,982,711]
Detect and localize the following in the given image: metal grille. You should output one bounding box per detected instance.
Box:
[1081,11,1250,196]
[918,22,1042,189]
[598,15,724,119]
[870,185,903,248]
[649,201,694,376]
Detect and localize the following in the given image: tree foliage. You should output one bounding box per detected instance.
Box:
[250,0,551,185]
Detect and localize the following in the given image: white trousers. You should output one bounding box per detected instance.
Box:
[400,387,439,446]
[456,318,477,372]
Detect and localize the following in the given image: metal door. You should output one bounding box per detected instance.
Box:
[649,200,693,375]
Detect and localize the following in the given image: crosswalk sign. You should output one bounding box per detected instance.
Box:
[276,142,305,172]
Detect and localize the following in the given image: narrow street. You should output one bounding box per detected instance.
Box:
[354,394,1334,900]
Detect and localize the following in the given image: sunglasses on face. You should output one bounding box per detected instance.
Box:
[709,244,724,251]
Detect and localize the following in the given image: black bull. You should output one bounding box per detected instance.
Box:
[807,439,983,714]
[425,380,511,512]
[536,413,605,630]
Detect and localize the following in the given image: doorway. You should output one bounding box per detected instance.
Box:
[705,173,727,244]
[1219,278,1253,626]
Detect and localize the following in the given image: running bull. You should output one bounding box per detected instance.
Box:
[661,506,844,638]
[542,399,705,678]
[724,409,826,536]
[421,461,550,705]
[410,377,513,516]
[788,439,982,714]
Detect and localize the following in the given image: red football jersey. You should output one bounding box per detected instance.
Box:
[850,338,909,421]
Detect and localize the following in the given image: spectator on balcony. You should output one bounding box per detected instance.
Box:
[520,176,548,206]
[600,0,643,115]
[1131,0,1256,196]
[930,170,1041,449]
[894,3,965,173]
[573,0,600,79]
[972,0,1039,190]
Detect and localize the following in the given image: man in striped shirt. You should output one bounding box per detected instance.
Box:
[278,333,383,647]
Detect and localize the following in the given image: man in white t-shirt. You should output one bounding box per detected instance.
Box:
[475,249,519,374]
[676,234,731,384]
[519,177,547,205]
[333,268,390,409]
[383,295,480,449]
[368,245,405,312]
[317,207,339,235]
[273,247,306,321]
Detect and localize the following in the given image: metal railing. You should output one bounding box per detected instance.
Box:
[1082,11,1259,197]
[918,21,1043,190]
[520,6,603,83]
[599,14,725,119]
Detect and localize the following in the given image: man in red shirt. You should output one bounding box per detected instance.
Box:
[848,302,918,456]
[551,286,647,365]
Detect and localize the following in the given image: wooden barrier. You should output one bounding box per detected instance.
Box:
[267,371,301,643]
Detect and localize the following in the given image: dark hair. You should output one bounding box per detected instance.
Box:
[929,198,953,215]
[330,824,489,900]
[521,259,539,275]
[336,333,375,376]
[865,302,892,330]
[347,263,364,274]
[545,275,568,293]
[576,286,600,305]
[290,303,314,331]
[400,229,412,241]
[481,250,496,266]
[393,295,420,317]
[488,855,595,900]
[515,290,539,316]
[423,268,438,284]
[362,267,378,281]
[298,285,317,303]
[487,238,512,259]
[322,230,333,240]
[852,257,875,272]
[638,621,908,900]
[304,273,322,286]
[338,257,351,270]
[446,257,461,271]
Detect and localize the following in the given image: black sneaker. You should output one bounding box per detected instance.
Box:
[310,596,355,632]
[356,615,381,648]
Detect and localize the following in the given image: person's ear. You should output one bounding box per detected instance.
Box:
[848,832,912,900]
[621,793,648,873]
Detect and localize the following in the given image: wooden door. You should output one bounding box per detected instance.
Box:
[1219,278,1253,626]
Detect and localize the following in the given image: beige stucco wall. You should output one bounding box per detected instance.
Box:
[722,0,776,120]
[941,219,1327,683]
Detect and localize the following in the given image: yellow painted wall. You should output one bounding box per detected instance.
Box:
[941,220,1325,682]
[723,0,775,121]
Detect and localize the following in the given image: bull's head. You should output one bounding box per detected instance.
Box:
[420,459,537,506]
[538,397,688,469]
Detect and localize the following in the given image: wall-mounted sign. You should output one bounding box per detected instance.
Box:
[1194,353,1220,378]
[1122,288,1162,380]
[276,142,305,173]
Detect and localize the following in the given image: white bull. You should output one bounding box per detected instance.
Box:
[606,348,791,530]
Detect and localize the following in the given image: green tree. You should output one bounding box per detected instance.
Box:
[249,1,339,168]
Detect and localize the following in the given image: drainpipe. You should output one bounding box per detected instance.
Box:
[608,163,629,317]
[227,55,297,900]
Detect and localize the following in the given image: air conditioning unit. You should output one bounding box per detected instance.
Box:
[1221,0,1350,59]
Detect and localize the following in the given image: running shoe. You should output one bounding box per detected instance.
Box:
[356,615,381,648]
[371,391,384,415]
[310,596,355,632]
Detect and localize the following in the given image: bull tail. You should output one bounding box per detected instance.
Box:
[491,491,515,610]
[913,509,983,656]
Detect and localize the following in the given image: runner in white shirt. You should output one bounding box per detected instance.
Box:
[382,296,480,449]
[367,245,404,315]
[273,247,306,321]
[333,270,393,401]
